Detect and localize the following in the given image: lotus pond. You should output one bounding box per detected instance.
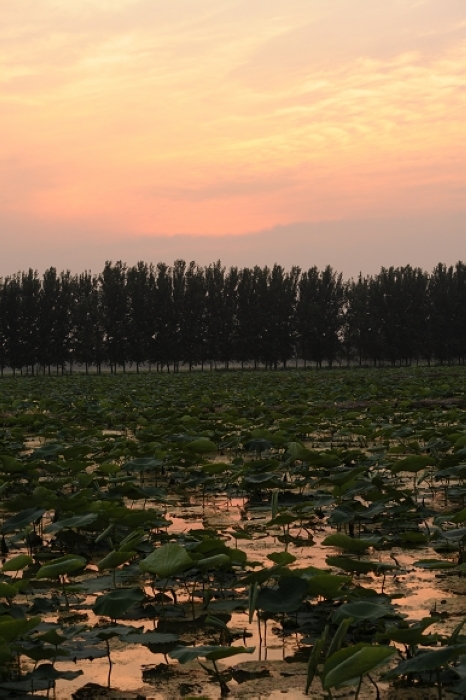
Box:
[1,367,466,699]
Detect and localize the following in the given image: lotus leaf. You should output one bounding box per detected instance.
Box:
[333,601,400,624]
[0,616,41,642]
[323,643,396,689]
[2,507,46,533]
[386,644,466,677]
[97,550,136,571]
[390,455,432,474]
[36,555,87,579]
[322,533,373,554]
[1,554,33,572]
[140,543,193,578]
[44,512,98,533]
[92,587,145,619]
[256,576,309,613]
[307,574,351,599]
[169,644,254,663]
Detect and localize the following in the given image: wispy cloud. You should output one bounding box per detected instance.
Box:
[0,0,465,269]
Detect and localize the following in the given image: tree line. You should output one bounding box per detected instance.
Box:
[1,260,465,375]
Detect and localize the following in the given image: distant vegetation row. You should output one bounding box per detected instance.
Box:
[1,260,465,375]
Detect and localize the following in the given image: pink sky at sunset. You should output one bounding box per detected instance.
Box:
[1,0,465,279]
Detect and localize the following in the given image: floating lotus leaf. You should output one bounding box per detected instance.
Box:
[414,559,458,570]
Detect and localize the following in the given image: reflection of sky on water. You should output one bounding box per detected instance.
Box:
[53,494,459,698]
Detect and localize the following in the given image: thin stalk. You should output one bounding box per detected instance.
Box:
[106,639,112,688]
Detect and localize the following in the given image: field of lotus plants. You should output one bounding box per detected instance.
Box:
[1,367,466,699]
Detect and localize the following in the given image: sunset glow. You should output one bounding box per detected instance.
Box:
[2,1,465,276]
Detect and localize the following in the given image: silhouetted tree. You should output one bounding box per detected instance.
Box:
[100,261,128,372]
[297,266,344,367]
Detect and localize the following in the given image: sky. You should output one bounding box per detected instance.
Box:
[1,0,465,280]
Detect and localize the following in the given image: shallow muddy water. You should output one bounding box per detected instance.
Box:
[46,491,464,700]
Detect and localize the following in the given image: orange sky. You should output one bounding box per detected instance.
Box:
[1,1,465,277]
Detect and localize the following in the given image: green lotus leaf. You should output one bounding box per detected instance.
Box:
[322,534,373,554]
[97,550,136,571]
[0,643,12,663]
[376,617,439,645]
[123,630,179,645]
[0,616,41,643]
[257,576,309,613]
[267,551,297,566]
[326,556,380,574]
[0,583,18,599]
[390,455,432,474]
[413,559,457,569]
[196,554,231,570]
[36,555,87,579]
[323,643,396,689]
[140,543,193,578]
[93,587,145,619]
[386,644,466,677]
[44,513,98,533]
[0,456,24,474]
[332,601,400,625]
[2,507,46,534]
[37,629,69,646]
[169,644,254,664]
[307,574,351,599]
[2,554,33,571]
[185,439,217,454]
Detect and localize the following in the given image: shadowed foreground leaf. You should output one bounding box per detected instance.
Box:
[93,587,145,619]
[385,645,466,678]
[323,643,396,689]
